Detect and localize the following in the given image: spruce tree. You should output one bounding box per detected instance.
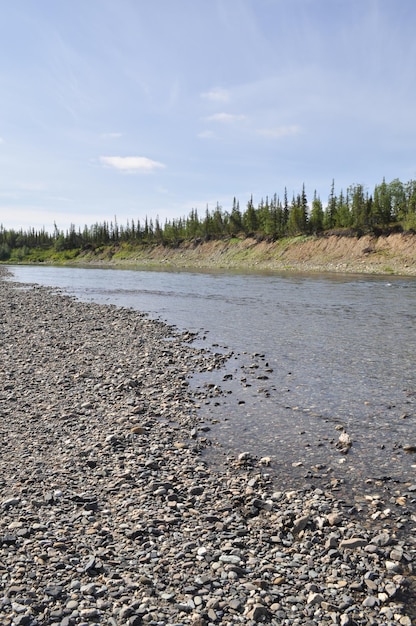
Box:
[310,191,324,233]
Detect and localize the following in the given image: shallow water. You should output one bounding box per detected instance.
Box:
[7,264,416,498]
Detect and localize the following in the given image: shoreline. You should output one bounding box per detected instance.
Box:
[105,233,416,277]
[1,266,415,624]
[3,232,416,277]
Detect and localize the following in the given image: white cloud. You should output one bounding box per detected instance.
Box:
[99,156,166,173]
[0,137,4,144]
[206,112,246,123]
[257,125,301,139]
[200,88,230,102]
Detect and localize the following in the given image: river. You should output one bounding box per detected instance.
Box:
[6,264,416,505]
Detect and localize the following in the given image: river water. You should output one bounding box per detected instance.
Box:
[6,264,416,504]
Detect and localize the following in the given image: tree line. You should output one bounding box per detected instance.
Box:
[1,176,416,261]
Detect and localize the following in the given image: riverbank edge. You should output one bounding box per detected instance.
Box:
[1,266,415,624]
[101,232,416,276]
[3,232,416,276]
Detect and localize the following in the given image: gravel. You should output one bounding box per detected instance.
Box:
[0,266,415,625]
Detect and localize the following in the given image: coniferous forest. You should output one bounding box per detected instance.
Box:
[1,177,416,263]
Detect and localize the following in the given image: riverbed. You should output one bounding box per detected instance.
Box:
[6,264,416,504]
[1,265,416,624]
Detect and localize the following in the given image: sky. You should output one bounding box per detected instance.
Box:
[1,0,416,233]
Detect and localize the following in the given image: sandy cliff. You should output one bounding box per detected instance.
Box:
[105,232,416,275]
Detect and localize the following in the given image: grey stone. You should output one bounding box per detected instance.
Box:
[246,603,269,621]
[2,497,21,509]
[44,585,64,599]
[292,514,310,534]
[339,537,367,549]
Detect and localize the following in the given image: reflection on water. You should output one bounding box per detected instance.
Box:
[7,264,416,496]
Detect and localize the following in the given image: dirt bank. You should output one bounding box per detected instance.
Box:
[86,233,416,276]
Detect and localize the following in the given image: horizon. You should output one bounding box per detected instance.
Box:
[0,174,413,237]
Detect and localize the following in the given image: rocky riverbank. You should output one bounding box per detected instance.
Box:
[1,267,415,625]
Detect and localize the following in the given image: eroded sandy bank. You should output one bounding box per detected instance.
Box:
[80,233,416,277]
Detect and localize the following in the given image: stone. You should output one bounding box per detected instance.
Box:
[219,554,242,564]
[207,608,217,621]
[131,426,146,434]
[336,432,352,453]
[385,561,400,572]
[390,546,404,561]
[339,537,367,549]
[2,497,20,509]
[370,532,391,546]
[246,603,269,621]
[384,582,397,597]
[228,598,242,611]
[83,555,96,571]
[292,514,309,534]
[364,578,378,591]
[44,585,64,598]
[326,512,342,526]
[307,592,324,606]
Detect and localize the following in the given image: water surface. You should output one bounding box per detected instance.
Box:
[7,265,416,501]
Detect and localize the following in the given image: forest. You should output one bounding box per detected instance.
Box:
[1,177,416,262]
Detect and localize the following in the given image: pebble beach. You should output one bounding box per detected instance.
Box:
[0,266,415,626]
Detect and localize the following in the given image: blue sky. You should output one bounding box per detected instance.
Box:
[1,0,416,233]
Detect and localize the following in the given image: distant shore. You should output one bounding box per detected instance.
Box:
[99,232,416,276]
[6,232,415,276]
